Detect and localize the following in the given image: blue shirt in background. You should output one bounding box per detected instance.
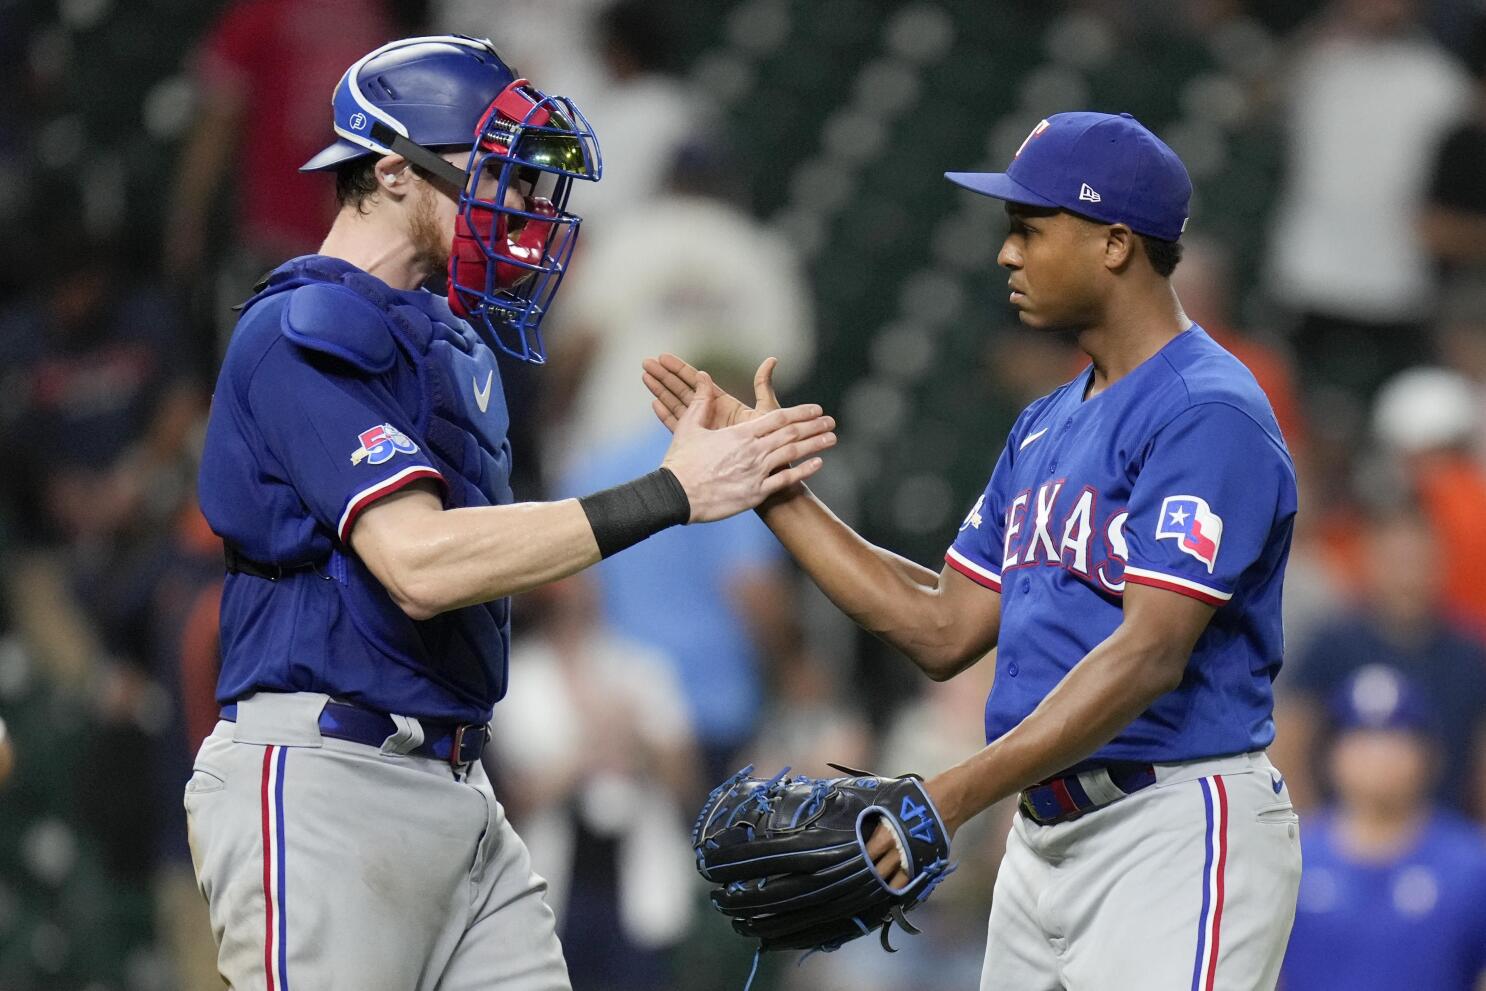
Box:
[561,427,782,750]
[1282,811,1486,991]
[1292,616,1486,812]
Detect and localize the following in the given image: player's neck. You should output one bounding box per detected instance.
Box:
[1079,283,1189,399]
[318,207,432,291]
[1335,803,1429,862]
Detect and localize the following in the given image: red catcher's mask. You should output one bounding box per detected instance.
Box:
[445,79,600,364]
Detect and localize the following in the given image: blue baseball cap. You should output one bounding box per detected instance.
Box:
[1330,665,1436,738]
[946,111,1192,242]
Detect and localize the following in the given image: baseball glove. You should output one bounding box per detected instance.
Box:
[692,764,954,956]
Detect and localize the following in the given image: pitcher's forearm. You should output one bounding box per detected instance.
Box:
[928,585,1211,833]
[932,625,1186,830]
[757,487,962,672]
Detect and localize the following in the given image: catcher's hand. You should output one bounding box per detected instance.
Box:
[692,764,955,955]
[643,352,782,432]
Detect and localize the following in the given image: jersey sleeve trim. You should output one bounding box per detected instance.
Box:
[1123,566,1232,607]
[945,547,1002,592]
[337,466,446,543]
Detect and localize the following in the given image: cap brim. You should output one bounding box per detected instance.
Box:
[301,138,374,173]
[944,171,1060,208]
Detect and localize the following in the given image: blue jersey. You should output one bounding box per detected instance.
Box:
[947,326,1296,764]
[199,256,514,722]
[1282,811,1486,991]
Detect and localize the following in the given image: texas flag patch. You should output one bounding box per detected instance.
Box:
[350,423,419,466]
[1155,495,1223,573]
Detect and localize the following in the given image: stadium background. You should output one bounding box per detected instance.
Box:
[0,0,1484,988]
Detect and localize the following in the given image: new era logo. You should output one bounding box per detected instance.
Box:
[1079,183,1102,203]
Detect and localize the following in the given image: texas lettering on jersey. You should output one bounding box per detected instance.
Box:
[986,482,1229,593]
[998,480,1132,595]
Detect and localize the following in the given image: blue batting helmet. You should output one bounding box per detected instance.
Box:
[302,35,602,364]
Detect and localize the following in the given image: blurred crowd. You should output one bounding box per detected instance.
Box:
[1,0,1485,989]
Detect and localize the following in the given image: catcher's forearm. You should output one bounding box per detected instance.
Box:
[352,471,691,619]
[757,486,971,676]
[931,590,1204,831]
[351,487,603,619]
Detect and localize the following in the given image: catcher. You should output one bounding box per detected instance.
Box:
[657,111,1300,990]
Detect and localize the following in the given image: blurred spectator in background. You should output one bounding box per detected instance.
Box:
[1373,366,1486,638]
[1280,665,1486,991]
[558,372,812,787]
[1421,17,1486,280]
[92,494,222,991]
[0,237,198,553]
[494,576,697,991]
[1175,234,1309,454]
[743,650,871,780]
[1267,0,1471,398]
[548,145,813,474]
[559,0,710,228]
[0,216,209,986]
[163,0,405,346]
[0,236,200,697]
[435,0,605,103]
[1435,276,1486,384]
[1271,507,1486,817]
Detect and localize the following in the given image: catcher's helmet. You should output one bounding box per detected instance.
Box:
[302,35,602,364]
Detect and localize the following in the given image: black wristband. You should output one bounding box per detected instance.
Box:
[577,467,691,559]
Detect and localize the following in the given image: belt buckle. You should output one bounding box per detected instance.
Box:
[450,723,470,767]
[449,723,486,767]
[1020,780,1086,827]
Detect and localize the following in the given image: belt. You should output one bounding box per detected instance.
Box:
[1019,761,1157,826]
[224,546,322,581]
[220,700,490,767]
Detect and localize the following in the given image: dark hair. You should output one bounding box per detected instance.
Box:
[335,158,381,213]
[1140,235,1183,278]
[334,155,448,212]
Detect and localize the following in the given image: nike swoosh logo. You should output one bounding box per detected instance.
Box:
[1019,427,1050,451]
[1271,774,1284,794]
[473,370,493,413]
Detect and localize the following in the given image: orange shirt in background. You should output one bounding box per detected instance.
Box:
[1415,454,1486,643]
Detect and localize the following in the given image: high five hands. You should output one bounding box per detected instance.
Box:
[649,355,836,523]
[643,353,784,431]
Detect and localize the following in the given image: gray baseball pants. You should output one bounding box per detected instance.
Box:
[981,751,1302,991]
[184,692,571,990]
